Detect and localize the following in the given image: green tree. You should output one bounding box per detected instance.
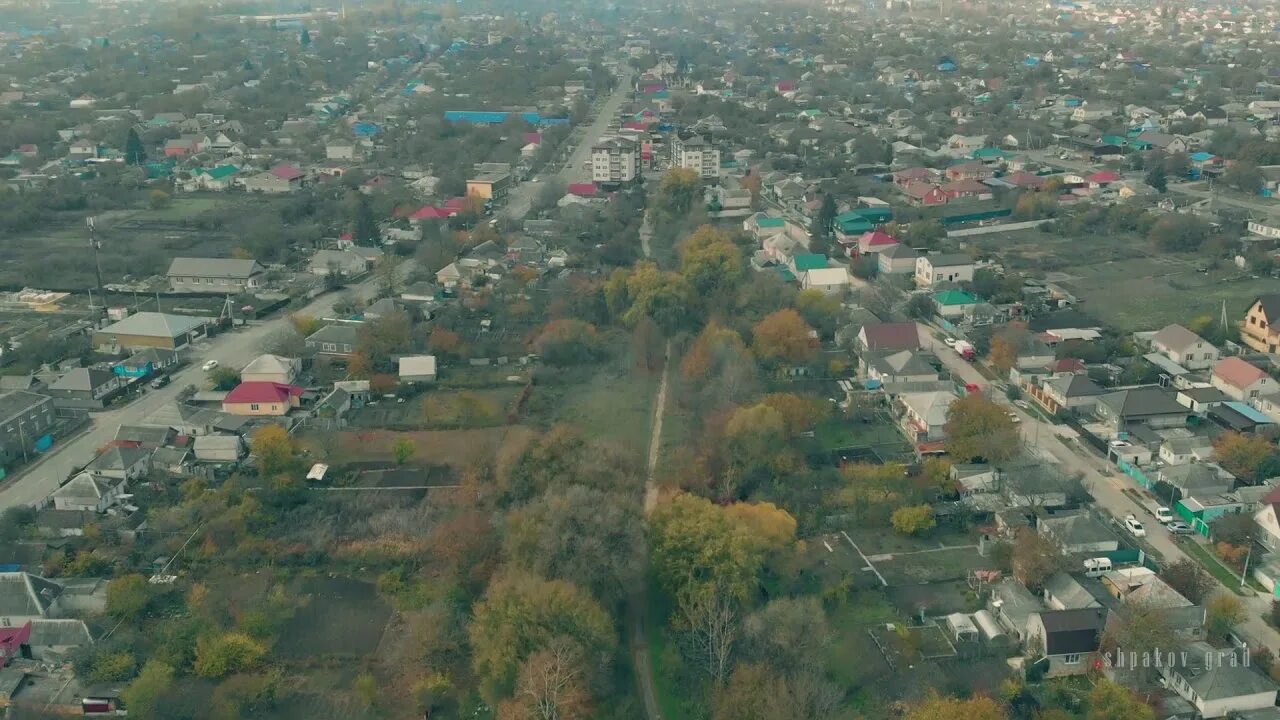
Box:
[91,651,137,682]
[124,127,146,166]
[1086,679,1154,720]
[352,192,379,246]
[469,571,615,704]
[105,574,151,621]
[300,28,312,47]
[902,692,1009,720]
[891,504,937,535]
[944,394,1020,463]
[1158,558,1215,604]
[1144,164,1167,193]
[121,661,174,720]
[654,167,700,215]
[1223,160,1264,194]
[393,437,416,466]
[194,633,268,678]
[1206,593,1246,642]
[209,366,240,391]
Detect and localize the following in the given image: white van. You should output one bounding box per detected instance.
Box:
[1155,507,1174,524]
[1083,557,1113,578]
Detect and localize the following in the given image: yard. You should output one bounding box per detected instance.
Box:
[305,426,538,470]
[275,576,392,660]
[813,414,915,465]
[540,367,660,453]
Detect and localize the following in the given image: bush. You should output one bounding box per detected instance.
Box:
[891,504,936,535]
[194,633,268,678]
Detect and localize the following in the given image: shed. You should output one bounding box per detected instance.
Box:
[945,613,980,642]
[972,609,1006,641]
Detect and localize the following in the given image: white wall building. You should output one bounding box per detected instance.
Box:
[591,137,640,184]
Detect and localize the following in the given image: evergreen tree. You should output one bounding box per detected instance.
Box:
[1145,164,1168,194]
[124,127,146,166]
[810,193,837,254]
[300,29,311,47]
[352,193,378,246]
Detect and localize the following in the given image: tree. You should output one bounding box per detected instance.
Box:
[724,403,790,477]
[1213,431,1278,483]
[759,392,828,434]
[533,320,605,366]
[503,486,644,606]
[251,425,297,477]
[105,574,150,621]
[393,438,416,466]
[631,316,664,371]
[120,662,174,720]
[299,28,311,47]
[1148,215,1210,251]
[1206,593,1246,642]
[469,572,615,704]
[352,192,379,246]
[901,692,1008,720]
[354,673,378,707]
[1144,164,1167,193]
[809,193,837,254]
[1086,679,1154,720]
[1010,526,1063,590]
[891,504,937,535]
[124,127,146,166]
[752,309,816,365]
[906,293,934,320]
[742,597,830,675]
[654,168,700,216]
[1224,160,1264,195]
[148,190,171,210]
[1158,558,1215,604]
[989,322,1028,375]
[649,493,770,606]
[681,225,744,298]
[209,366,239,391]
[1104,601,1182,685]
[945,394,1020,463]
[194,633,267,678]
[498,637,592,720]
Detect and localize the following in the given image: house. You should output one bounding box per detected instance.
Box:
[1151,324,1219,370]
[113,349,179,380]
[45,368,126,409]
[398,355,438,383]
[898,391,956,443]
[1042,573,1103,611]
[915,253,975,288]
[1159,463,1233,502]
[1135,131,1190,155]
[85,445,151,482]
[166,257,265,294]
[466,172,511,201]
[93,312,210,351]
[50,472,125,513]
[192,435,245,462]
[1025,608,1109,677]
[0,572,63,625]
[243,165,305,193]
[221,382,303,416]
[856,231,899,256]
[902,181,947,206]
[1211,357,1277,402]
[1028,374,1106,415]
[857,322,921,352]
[878,244,918,275]
[1162,643,1277,718]
[326,142,357,161]
[944,162,994,182]
[1255,487,1280,551]
[1036,512,1120,554]
[940,179,992,201]
[1242,295,1280,354]
[1094,386,1189,432]
[1158,432,1213,466]
[802,267,851,295]
[309,249,371,277]
[989,577,1040,642]
[163,136,201,157]
[0,391,55,468]
[862,350,939,385]
[184,165,240,192]
[305,325,360,359]
[240,355,300,385]
[1101,567,1204,636]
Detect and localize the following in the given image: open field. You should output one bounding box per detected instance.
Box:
[544,367,659,453]
[277,576,392,660]
[310,426,538,469]
[874,546,990,585]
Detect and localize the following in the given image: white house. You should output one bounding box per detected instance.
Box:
[802,267,851,295]
[310,249,371,277]
[1150,324,1220,371]
[1211,357,1278,402]
[1162,643,1277,718]
[915,253,975,288]
[240,354,300,385]
[50,472,126,513]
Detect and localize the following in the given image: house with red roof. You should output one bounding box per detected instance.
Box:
[941,178,992,201]
[902,181,947,206]
[568,183,599,198]
[409,205,459,222]
[222,382,304,416]
[1210,357,1277,402]
[775,80,797,94]
[1001,171,1048,190]
[1086,170,1122,189]
[892,167,938,188]
[857,230,900,256]
[945,162,995,182]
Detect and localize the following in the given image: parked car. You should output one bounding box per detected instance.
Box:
[1123,514,1146,538]
[943,337,958,348]
[1167,522,1193,535]
[202,360,219,371]
[149,374,171,389]
[1154,507,1175,524]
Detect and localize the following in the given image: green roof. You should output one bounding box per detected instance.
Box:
[934,289,979,306]
[771,265,796,281]
[971,147,1007,159]
[203,165,239,179]
[1100,135,1127,146]
[756,216,786,228]
[793,254,829,272]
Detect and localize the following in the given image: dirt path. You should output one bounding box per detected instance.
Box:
[631,341,673,720]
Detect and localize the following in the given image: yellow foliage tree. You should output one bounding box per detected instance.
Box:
[901,692,1009,720]
[751,309,816,365]
[891,504,936,535]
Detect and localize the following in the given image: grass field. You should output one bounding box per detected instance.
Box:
[313,426,538,469]
[277,576,392,660]
[552,368,659,453]
[814,416,906,451]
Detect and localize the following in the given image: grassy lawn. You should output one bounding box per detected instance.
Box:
[555,368,658,453]
[814,416,909,452]
[646,584,690,720]
[1178,538,1248,596]
[143,196,223,221]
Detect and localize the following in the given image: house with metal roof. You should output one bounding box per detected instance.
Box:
[93,312,211,351]
[0,572,63,624]
[166,257,264,293]
[1162,642,1277,718]
[50,472,125,513]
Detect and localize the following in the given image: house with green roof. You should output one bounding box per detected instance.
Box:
[743,213,788,239]
[182,164,241,192]
[790,254,829,274]
[933,289,979,318]
[971,147,1009,163]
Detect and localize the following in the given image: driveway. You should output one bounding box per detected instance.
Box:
[0,262,411,513]
[919,323,1280,651]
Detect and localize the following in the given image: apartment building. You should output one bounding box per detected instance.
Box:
[591,137,640,184]
[673,135,720,179]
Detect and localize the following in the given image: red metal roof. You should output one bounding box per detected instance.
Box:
[409,206,457,220]
[270,164,304,180]
[567,183,599,197]
[1087,170,1121,184]
[861,230,899,247]
[224,382,303,405]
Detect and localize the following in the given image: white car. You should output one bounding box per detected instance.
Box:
[201,360,219,371]
[943,337,958,348]
[1123,514,1146,538]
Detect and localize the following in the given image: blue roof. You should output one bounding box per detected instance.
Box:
[1190,151,1215,162]
[1223,402,1273,425]
[444,110,569,126]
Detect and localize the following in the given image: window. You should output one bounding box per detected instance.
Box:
[1062,654,1082,665]
[250,403,260,411]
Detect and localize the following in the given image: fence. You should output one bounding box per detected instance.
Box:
[946,219,1052,238]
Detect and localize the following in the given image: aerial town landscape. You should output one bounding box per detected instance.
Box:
[2,0,1280,718]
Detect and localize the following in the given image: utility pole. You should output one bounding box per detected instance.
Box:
[88,217,105,317]
[1242,537,1253,589]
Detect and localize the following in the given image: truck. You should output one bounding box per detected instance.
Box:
[1140,498,1175,524]
[954,340,976,361]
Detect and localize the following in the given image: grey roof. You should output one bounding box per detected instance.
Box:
[27,618,92,648]
[151,447,191,468]
[241,354,296,376]
[0,571,62,618]
[1160,463,1233,493]
[99,312,209,339]
[0,375,38,391]
[166,257,263,279]
[114,425,173,446]
[1098,386,1187,419]
[86,446,150,472]
[1038,512,1117,548]
[879,244,918,260]
[124,348,179,366]
[922,252,972,268]
[867,349,936,377]
[1043,572,1103,609]
[0,390,50,423]
[1176,644,1278,701]
[52,472,117,501]
[1047,373,1105,399]
[193,435,243,451]
[1180,386,1231,403]
[1152,324,1207,353]
[1254,295,1280,322]
[48,367,115,393]
[306,324,361,345]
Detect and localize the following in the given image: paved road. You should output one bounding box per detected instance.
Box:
[919,323,1280,652]
[0,266,409,512]
[503,73,634,220]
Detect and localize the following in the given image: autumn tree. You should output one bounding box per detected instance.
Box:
[532,319,605,366]
[836,462,909,524]
[680,225,744,298]
[497,637,592,720]
[741,597,831,675]
[795,289,842,337]
[988,322,1028,375]
[724,402,791,479]
[631,315,664,372]
[891,504,937,535]
[901,691,1008,720]
[1086,679,1154,720]
[105,574,151,621]
[713,663,842,720]
[469,572,615,704]
[654,167,701,216]
[1159,559,1215,604]
[1011,526,1064,591]
[1213,431,1279,483]
[194,633,267,678]
[251,425,298,477]
[752,309,816,365]
[1104,601,1182,686]
[945,394,1020,463]
[616,261,694,333]
[1207,593,1246,642]
[760,392,829,434]
[681,321,760,408]
[120,662,174,720]
[393,438,416,466]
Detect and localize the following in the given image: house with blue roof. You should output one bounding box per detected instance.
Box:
[352,122,381,138]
